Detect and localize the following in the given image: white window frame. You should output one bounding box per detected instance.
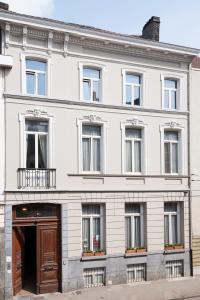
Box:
[122,68,146,107]
[161,74,182,111]
[160,123,185,175]
[77,117,107,174]
[21,52,51,97]
[81,204,104,252]
[79,62,105,103]
[164,202,181,245]
[164,131,179,175]
[121,120,148,175]
[125,203,144,249]
[19,110,54,169]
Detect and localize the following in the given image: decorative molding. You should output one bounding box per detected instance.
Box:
[64,34,69,56]
[126,117,145,127]
[22,26,27,50]
[5,23,10,48]
[47,31,53,55]
[82,114,103,123]
[25,108,50,118]
[164,121,182,129]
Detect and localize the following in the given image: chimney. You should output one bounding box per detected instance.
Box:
[142,16,160,41]
[0,2,9,10]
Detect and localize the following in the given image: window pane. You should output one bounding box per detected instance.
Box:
[134,141,141,172]
[82,138,91,171]
[171,215,178,244]
[171,90,177,109]
[164,131,178,141]
[126,74,140,84]
[82,218,90,251]
[164,215,169,244]
[164,203,177,213]
[164,142,171,173]
[93,218,100,250]
[126,85,132,105]
[83,79,91,101]
[26,59,46,72]
[82,125,101,136]
[125,216,131,248]
[26,134,35,168]
[26,72,35,94]
[93,81,100,102]
[83,68,100,79]
[38,73,46,96]
[134,216,141,247]
[164,79,177,89]
[164,90,169,109]
[126,140,132,172]
[125,128,141,138]
[38,135,47,168]
[125,203,141,214]
[93,138,100,171]
[172,143,178,173]
[134,86,140,106]
[82,204,100,215]
[25,120,48,132]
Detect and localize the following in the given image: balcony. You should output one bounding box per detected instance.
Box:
[17,168,56,189]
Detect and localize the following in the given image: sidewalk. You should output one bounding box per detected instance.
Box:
[14,276,200,300]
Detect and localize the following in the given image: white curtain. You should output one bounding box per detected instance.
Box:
[134,216,141,247]
[126,141,132,172]
[134,141,141,172]
[93,138,100,171]
[82,218,90,251]
[164,143,170,173]
[164,215,169,244]
[171,215,178,244]
[93,217,100,250]
[125,217,131,248]
[82,138,90,171]
[38,135,47,168]
[172,143,178,173]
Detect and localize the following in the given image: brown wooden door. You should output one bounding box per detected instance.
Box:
[12,227,24,295]
[36,223,60,294]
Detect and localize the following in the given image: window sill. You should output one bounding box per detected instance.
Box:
[81,255,107,261]
[124,251,148,258]
[164,248,185,254]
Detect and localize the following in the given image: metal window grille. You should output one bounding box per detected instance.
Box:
[165,260,183,278]
[127,264,146,283]
[83,268,105,288]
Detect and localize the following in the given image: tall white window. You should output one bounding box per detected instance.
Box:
[26,59,47,96]
[125,203,144,249]
[82,204,104,252]
[83,67,101,102]
[82,125,102,172]
[125,128,142,173]
[25,120,48,169]
[164,79,178,110]
[164,131,179,174]
[164,202,180,245]
[124,73,141,106]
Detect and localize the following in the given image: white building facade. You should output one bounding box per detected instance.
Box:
[0,4,199,299]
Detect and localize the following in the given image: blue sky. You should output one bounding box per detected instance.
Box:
[5,0,200,49]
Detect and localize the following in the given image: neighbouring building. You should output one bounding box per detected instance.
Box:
[0,2,199,299]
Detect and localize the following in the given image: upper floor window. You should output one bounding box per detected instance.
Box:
[164,79,178,110]
[83,67,101,102]
[164,202,181,246]
[125,128,142,173]
[164,131,179,174]
[26,59,47,96]
[82,124,102,172]
[124,73,141,106]
[25,119,48,169]
[125,203,144,249]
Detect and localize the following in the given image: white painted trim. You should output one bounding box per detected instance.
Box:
[20,51,52,97]
[160,122,185,175]
[121,119,148,175]
[78,61,105,103]
[77,116,107,174]
[161,74,183,111]
[18,109,54,168]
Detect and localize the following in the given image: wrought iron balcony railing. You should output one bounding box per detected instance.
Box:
[17,168,56,189]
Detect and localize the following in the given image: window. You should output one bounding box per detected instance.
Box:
[164,131,179,174]
[164,203,180,246]
[127,264,146,283]
[82,204,104,252]
[125,128,142,173]
[164,79,178,110]
[83,67,101,102]
[82,124,102,172]
[124,73,141,106]
[125,203,144,249]
[83,268,105,287]
[26,59,47,96]
[165,260,183,278]
[25,119,48,169]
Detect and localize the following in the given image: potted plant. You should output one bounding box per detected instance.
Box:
[125,247,137,254]
[82,250,94,257]
[136,247,146,253]
[94,249,106,256]
[164,244,174,250]
[173,243,184,250]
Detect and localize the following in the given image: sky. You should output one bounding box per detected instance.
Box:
[4,0,200,49]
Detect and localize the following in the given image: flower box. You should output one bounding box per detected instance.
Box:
[82,251,94,257]
[165,245,174,250]
[174,245,184,250]
[125,249,137,254]
[94,251,105,256]
[136,248,146,253]
[165,244,184,251]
